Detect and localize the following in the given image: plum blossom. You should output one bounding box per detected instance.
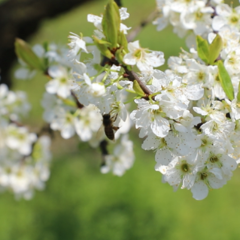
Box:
[123,40,165,71]
[101,135,134,176]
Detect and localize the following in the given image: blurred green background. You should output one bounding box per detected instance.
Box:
[2,0,240,239]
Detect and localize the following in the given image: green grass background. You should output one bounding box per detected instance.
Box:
[3,0,240,239]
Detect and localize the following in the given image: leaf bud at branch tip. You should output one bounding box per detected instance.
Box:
[15,38,45,71]
[102,0,121,48]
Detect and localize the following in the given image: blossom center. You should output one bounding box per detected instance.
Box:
[230,14,239,24]
[198,72,205,80]
[181,163,189,172]
[60,78,67,84]
[134,49,142,59]
[195,11,203,20]
[210,155,218,163]
[200,172,208,180]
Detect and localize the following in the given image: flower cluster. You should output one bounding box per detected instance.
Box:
[0,84,51,199]
[67,0,240,200]
[154,0,240,47]
[15,10,135,177]
[10,0,240,200]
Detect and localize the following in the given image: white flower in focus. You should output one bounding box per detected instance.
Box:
[160,151,202,190]
[223,48,240,75]
[212,4,240,31]
[181,2,214,35]
[164,130,201,156]
[82,73,106,100]
[173,110,201,133]
[191,169,226,200]
[123,41,165,71]
[184,59,211,87]
[71,61,106,106]
[168,56,188,74]
[89,82,106,97]
[107,84,128,122]
[225,98,240,121]
[209,26,240,57]
[208,65,226,99]
[206,151,237,178]
[141,131,175,167]
[130,98,170,138]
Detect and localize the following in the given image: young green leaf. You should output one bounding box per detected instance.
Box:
[102,0,120,48]
[218,61,234,101]
[237,83,240,104]
[196,35,210,64]
[209,34,223,65]
[118,31,128,52]
[92,36,113,59]
[115,48,125,63]
[15,38,44,71]
[133,80,145,97]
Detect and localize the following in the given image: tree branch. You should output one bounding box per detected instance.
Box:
[123,66,152,97]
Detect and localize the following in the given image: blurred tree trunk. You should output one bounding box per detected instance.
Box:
[0,0,96,87]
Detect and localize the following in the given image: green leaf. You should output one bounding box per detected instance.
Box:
[118,31,128,52]
[237,83,240,104]
[218,61,234,101]
[115,48,125,63]
[92,36,113,59]
[102,0,120,48]
[133,80,145,97]
[209,34,223,65]
[196,35,210,64]
[15,38,44,71]
[116,83,123,90]
[125,88,136,94]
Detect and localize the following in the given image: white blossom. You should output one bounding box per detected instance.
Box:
[101,135,134,176]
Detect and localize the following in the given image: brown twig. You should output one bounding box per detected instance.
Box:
[106,57,152,98]
[71,90,84,109]
[122,66,152,97]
